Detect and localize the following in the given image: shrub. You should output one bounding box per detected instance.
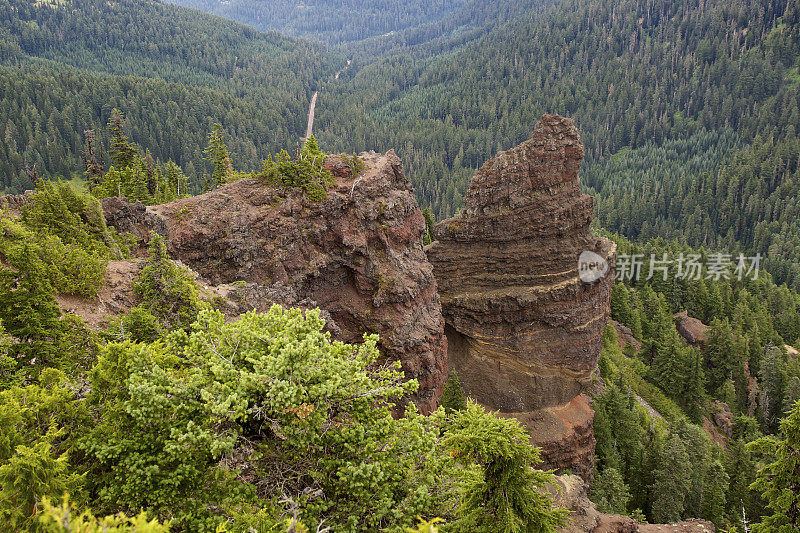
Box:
[38,496,170,533]
[258,135,333,201]
[101,305,163,344]
[134,233,202,329]
[80,307,566,532]
[0,370,89,531]
[0,180,126,296]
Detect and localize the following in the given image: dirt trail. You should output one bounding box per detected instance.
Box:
[304,91,318,139]
[304,59,351,140]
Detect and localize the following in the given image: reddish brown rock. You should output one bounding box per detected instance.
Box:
[504,395,596,479]
[674,311,709,347]
[100,197,167,253]
[102,151,447,413]
[427,115,616,476]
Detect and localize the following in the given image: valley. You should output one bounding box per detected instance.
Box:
[0,0,799,531]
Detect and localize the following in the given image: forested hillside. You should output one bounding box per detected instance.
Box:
[315,0,799,212]
[162,0,471,44]
[0,0,341,192]
[592,234,800,528]
[585,133,800,290]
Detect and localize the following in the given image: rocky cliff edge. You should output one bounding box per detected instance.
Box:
[101,151,447,413]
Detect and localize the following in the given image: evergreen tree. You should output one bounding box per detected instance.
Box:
[705,318,742,394]
[0,255,63,371]
[81,129,104,184]
[422,207,436,246]
[649,433,691,523]
[749,400,800,532]
[701,459,729,528]
[107,109,138,171]
[726,437,761,527]
[591,467,631,515]
[440,369,467,414]
[204,123,233,189]
[134,233,202,329]
[445,402,568,532]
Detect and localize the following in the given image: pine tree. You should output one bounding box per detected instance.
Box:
[726,437,761,526]
[684,347,706,422]
[705,318,742,393]
[610,283,632,326]
[440,369,467,414]
[204,123,233,188]
[445,402,568,532]
[0,255,63,371]
[701,460,728,528]
[422,207,436,245]
[649,433,691,523]
[81,129,104,184]
[107,109,138,170]
[749,400,800,532]
[591,467,631,514]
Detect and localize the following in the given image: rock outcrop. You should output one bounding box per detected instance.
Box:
[552,474,715,532]
[101,151,447,413]
[427,115,616,477]
[674,311,709,347]
[611,319,642,351]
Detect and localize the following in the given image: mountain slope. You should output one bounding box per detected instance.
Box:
[0,0,341,191]
[317,0,798,210]
[161,0,473,45]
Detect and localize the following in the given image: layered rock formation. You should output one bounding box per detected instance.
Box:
[427,115,616,477]
[101,151,447,413]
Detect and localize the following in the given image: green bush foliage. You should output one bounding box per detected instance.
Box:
[258,135,334,201]
[38,496,171,532]
[0,370,89,532]
[75,306,563,531]
[101,305,164,344]
[0,261,98,382]
[0,180,125,296]
[133,233,203,330]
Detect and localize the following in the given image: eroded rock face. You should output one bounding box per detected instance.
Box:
[552,474,715,532]
[674,311,709,347]
[427,115,616,475]
[102,151,447,413]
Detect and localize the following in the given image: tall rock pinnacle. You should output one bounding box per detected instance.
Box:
[427,115,616,477]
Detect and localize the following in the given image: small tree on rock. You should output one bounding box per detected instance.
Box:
[440,369,466,414]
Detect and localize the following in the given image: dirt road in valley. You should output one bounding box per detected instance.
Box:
[304,60,350,140]
[304,91,318,139]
